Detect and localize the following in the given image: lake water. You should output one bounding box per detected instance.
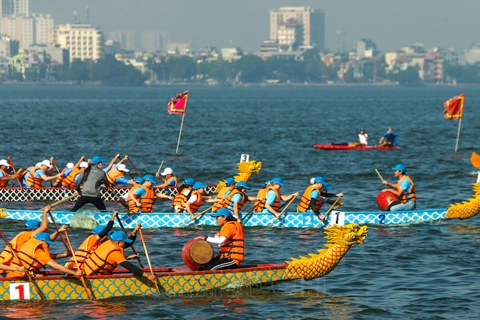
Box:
[1,85,480,319]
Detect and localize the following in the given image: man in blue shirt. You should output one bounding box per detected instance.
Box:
[378,126,397,147]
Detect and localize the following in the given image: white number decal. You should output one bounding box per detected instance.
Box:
[240,154,250,163]
[10,283,30,300]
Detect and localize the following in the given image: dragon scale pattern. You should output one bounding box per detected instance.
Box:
[446,182,480,220]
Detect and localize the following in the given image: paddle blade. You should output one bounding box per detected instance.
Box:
[471,152,480,170]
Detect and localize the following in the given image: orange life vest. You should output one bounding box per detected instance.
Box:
[11,238,49,275]
[166,175,178,187]
[223,189,247,211]
[297,185,324,212]
[81,240,124,275]
[106,168,124,185]
[185,190,203,213]
[25,166,44,189]
[61,167,82,189]
[127,183,145,213]
[253,188,267,212]
[65,234,100,269]
[173,187,193,213]
[219,221,245,265]
[212,187,231,213]
[399,175,416,203]
[0,168,9,187]
[129,186,155,213]
[0,231,32,265]
[265,186,281,211]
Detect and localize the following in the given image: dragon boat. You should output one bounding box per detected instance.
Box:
[0,223,368,301]
[313,143,400,151]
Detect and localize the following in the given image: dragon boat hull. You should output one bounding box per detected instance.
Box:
[0,207,461,229]
[314,144,400,151]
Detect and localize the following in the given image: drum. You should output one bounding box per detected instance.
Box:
[376,191,400,211]
[182,239,214,270]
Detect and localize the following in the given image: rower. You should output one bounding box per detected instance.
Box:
[211,177,236,213]
[128,174,173,213]
[22,159,63,189]
[0,159,18,188]
[253,180,270,213]
[154,167,178,196]
[172,178,195,212]
[297,176,344,220]
[262,177,299,219]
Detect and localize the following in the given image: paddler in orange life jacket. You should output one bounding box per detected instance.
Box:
[253,180,271,212]
[128,174,173,213]
[0,159,19,187]
[65,211,118,269]
[262,177,300,219]
[197,208,245,270]
[81,227,156,281]
[381,164,416,211]
[212,177,236,213]
[106,158,135,186]
[53,162,74,187]
[22,159,63,189]
[224,181,257,221]
[297,176,344,220]
[61,161,89,189]
[173,178,195,212]
[155,167,178,196]
[120,176,145,209]
[181,181,220,218]
[8,232,81,278]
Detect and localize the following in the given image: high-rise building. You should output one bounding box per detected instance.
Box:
[1,0,29,16]
[1,13,54,48]
[269,6,325,51]
[50,24,104,62]
[141,31,168,53]
[107,31,134,51]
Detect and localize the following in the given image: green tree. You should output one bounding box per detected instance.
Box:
[93,55,148,86]
[197,57,233,82]
[302,48,327,82]
[388,66,421,85]
[234,54,265,83]
[67,58,90,82]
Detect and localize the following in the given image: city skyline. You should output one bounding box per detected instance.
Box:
[29,0,480,53]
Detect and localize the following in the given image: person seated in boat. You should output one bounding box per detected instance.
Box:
[22,159,63,189]
[253,180,271,213]
[378,126,397,147]
[60,161,89,189]
[178,182,219,218]
[106,162,134,187]
[0,159,19,187]
[53,162,74,187]
[81,228,155,281]
[297,176,344,220]
[381,164,416,211]
[224,181,257,221]
[8,232,81,278]
[65,211,119,269]
[198,208,244,270]
[71,155,111,212]
[120,176,145,209]
[128,174,173,213]
[356,129,368,146]
[154,167,178,196]
[0,206,65,271]
[172,178,195,212]
[262,177,300,219]
[212,177,236,213]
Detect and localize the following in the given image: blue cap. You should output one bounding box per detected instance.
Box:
[92,225,106,235]
[35,232,55,246]
[264,180,271,186]
[314,176,326,184]
[322,182,332,191]
[143,174,157,184]
[270,177,286,187]
[110,231,133,243]
[135,177,145,184]
[25,220,40,230]
[211,208,233,219]
[184,178,195,186]
[193,182,207,190]
[236,181,250,190]
[91,156,106,165]
[225,177,236,186]
[392,164,406,173]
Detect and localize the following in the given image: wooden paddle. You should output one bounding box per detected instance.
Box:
[241,199,265,223]
[0,229,46,300]
[268,194,298,228]
[181,205,214,227]
[50,192,79,208]
[156,160,164,177]
[314,195,343,228]
[375,169,385,182]
[7,156,22,188]
[138,228,161,294]
[115,215,145,268]
[126,156,142,177]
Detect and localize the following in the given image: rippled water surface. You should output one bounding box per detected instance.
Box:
[1,85,480,319]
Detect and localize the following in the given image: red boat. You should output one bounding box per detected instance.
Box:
[313,144,400,150]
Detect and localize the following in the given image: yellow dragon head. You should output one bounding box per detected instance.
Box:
[283,223,368,280]
[215,160,262,193]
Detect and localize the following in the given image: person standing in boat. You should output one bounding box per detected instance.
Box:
[128,174,173,213]
[0,159,19,187]
[199,208,245,270]
[71,155,111,212]
[378,126,397,147]
[81,227,156,281]
[381,164,416,211]
[297,176,344,220]
[262,177,299,219]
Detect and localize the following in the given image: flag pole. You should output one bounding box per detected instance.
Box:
[175,111,185,154]
[454,118,462,153]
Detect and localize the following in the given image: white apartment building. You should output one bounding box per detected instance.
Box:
[50,24,104,62]
[107,31,134,51]
[1,0,29,16]
[141,31,168,53]
[33,13,53,45]
[269,6,325,51]
[1,14,33,48]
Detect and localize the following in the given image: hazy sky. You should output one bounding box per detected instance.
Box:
[31,0,480,52]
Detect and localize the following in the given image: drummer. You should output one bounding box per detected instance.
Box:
[381,164,416,211]
[198,208,244,270]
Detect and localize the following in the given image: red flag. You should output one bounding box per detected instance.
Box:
[167,91,189,115]
[444,94,464,120]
